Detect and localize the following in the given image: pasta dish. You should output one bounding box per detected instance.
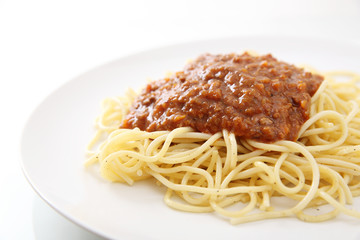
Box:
[86,52,360,224]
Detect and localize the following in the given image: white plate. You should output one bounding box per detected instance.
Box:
[21,36,360,240]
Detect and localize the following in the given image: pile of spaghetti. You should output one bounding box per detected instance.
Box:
[86,54,360,224]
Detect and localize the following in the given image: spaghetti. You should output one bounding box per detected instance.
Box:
[86,56,360,224]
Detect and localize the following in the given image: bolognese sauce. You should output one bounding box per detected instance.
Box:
[121,53,323,142]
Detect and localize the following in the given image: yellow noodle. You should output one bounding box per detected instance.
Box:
[87,71,360,224]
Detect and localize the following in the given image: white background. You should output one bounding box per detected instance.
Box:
[1,0,360,239]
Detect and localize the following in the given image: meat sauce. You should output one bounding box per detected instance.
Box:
[121,53,323,143]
